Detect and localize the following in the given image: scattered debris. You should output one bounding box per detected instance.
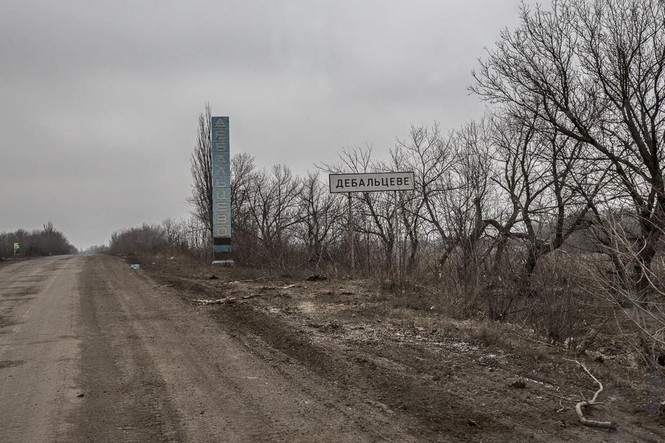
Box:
[571,360,617,430]
[208,274,219,280]
[367,399,393,414]
[306,274,327,281]
[130,264,140,270]
[260,285,277,291]
[307,321,342,332]
[510,377,527,389]
[260,283,301,291]
[194,297,237,305]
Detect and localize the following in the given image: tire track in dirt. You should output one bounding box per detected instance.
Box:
[0,256,82,443]
[73,256,184,442]
[142,256,665,443]
[74,255,416,442]
[210,302,509,442]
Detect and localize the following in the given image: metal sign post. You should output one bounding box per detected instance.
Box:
[348,192,354,278]
[394,189,399,280]
[329,172,414,278]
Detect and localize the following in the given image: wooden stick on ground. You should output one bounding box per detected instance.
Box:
[573,360,617,430]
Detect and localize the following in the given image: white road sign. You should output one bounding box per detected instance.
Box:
[329,172,415,193]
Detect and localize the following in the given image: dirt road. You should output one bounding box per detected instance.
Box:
[0,255,81,442]
[0,255,414,442]
[2,254,664,442]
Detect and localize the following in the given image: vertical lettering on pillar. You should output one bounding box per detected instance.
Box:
[211,116,233,263]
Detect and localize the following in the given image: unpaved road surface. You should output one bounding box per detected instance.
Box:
[2,254,664,442]
[0,255,413,442]
[0,255,80,442]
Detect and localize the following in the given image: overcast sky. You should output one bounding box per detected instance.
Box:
[1,0,545,250]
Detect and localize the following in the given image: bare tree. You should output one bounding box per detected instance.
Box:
[0,223,76,257]
[323,145,399,274]
[389,145,427,275]
[451,120,496,267]
[588,215,665,366]
[226,152,257,264]
[188,104,213,237]
[348,148,399,273]
[395,121,497,281]
[397,124,456,267]
[298,172,344,268]
[246,164,303,264]
[109,223,170,256]
[230,152,256,224]
[487,112,602,281]
[473,0,665,296]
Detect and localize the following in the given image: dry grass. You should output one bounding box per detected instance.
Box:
[367,252,663,371]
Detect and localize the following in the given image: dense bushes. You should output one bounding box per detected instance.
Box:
[108,220,197,257]
[0,222,77,257]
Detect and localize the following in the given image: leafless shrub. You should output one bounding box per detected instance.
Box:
[0,223,76,257]
[188,104,213,236]
[586,217,665,367]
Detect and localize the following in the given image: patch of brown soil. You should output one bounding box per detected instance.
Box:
[139,255,665,442]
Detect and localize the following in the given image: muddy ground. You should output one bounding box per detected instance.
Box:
[139,254,664,442]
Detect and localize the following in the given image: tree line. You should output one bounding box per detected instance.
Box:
[109,0,665,363]
[0,222,77,258]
